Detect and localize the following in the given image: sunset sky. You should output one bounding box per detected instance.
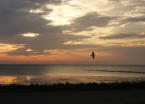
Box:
[0,0,145,64]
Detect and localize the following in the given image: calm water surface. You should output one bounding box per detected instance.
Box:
[0,64,145,85]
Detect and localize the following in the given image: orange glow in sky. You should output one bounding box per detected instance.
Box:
[0,0,145,64]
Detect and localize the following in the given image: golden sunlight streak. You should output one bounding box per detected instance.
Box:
[0,43,24,54]
[21,32,40,38]
[26,49,33,52]
[29,9,44,14]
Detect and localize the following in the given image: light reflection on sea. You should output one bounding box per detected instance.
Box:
[0,75,145,85]
[0,65,145,85]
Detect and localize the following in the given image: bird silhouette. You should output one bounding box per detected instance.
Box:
[90,52,95,60]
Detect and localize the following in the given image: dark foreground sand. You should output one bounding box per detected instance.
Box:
[0,90,145,104]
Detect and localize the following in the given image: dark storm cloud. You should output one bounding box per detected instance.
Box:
[6,34,91,56]
[0,0,117,56]
[0,0,91,55]
[108,0,145,4]
[107,0,145,26]
[1,0,145,61]
[0,0,52,39]
[99,33,145,40]
[67,12,117,32]
[124,17,145,23]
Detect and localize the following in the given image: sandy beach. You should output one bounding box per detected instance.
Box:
[0,90,145,104]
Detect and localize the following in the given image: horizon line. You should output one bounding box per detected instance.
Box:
[0,64,145,66]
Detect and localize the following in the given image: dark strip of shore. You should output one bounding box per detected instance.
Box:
[1,81,145,92]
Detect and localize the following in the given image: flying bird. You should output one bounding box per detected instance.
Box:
[90,52,95,60]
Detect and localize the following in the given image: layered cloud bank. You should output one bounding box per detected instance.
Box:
[0,0,145,64]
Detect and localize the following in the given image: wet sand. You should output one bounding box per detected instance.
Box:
[1,90,145,104]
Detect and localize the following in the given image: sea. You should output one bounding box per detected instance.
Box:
[0,64,145,85]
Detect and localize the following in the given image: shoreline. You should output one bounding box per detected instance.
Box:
[1,81,145,92]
